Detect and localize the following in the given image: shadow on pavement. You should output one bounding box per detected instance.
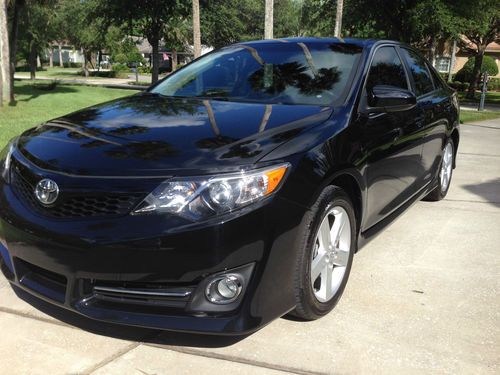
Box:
[11,285,248,348]
[463,178,500,207]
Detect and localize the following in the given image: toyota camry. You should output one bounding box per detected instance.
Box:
[0,38,459,334]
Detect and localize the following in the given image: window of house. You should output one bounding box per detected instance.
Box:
[435,57,451,73]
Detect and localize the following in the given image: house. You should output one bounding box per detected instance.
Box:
[133,36,212,71]
[434,40,500,78]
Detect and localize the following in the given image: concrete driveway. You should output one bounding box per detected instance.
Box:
[0,120,499,375]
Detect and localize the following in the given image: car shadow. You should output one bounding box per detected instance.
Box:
[463,178,500,208]
[11,285,249,348]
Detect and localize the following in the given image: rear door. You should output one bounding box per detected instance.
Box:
[359,45,425,229]
[399,47,450,184]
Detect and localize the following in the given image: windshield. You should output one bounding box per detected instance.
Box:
[151,42,363,106]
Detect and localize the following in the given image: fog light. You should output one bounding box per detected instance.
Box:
[205,275,242,304]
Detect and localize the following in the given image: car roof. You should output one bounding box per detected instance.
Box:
[236,37,405,50]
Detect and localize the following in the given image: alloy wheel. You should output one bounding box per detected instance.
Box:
[311,206,352,303]
[440,142,453,193]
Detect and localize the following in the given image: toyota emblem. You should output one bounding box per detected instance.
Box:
[35,179,59,205]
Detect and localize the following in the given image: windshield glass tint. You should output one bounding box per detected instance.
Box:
[151,42,363,106]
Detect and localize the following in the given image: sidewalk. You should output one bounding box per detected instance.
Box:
[460,101,500,112]
[14,75,148,91]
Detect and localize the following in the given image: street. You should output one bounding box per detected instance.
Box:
[0,119,499,375]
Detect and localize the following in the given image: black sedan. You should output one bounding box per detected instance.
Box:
[0,38,459,334]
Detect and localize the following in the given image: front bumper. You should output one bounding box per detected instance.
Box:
[0,178,308,334]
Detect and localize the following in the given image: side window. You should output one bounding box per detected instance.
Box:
[428,63,444,90]
[401,48,435,96]
[366,46,408,91]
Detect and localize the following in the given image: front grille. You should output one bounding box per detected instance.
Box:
[11,166,145,219]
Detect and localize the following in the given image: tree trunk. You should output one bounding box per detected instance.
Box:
[429,37,436,67]
[49,46,53,68]
[151,38,159,83]
[448,39,456,83]
[334,0,344,37]
[83,50,89,78]
[466,47,485,99]
[0,0,11,105]
[58,43,63,67]
[192,0,201,58]
[9,0,25,102]
[264,0,273,39]
[29,41,37,80]
[172,50,178,71]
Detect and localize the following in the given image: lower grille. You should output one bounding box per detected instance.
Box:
[11,168,144,219]
[92,281,194,309]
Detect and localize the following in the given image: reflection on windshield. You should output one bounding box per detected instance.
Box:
[152,42,362,106]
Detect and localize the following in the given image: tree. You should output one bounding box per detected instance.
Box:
[201,0,248,48]
[300,0,336,36]
[0,0,11,106]
[334,0,343,37]
[264,0,274,39]
[17,1,55,79]
[274,0,301,38]
[192,0,201,58]
[8,0,26,102]
[455,55,499,82]
[451,0,499,98]
[58,0,106,77]
[164,16,191,71]
[97,0,190,84]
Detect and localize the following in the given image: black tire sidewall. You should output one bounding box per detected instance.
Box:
[294,186,356,319]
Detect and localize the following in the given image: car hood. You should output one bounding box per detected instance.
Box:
[17,93,332,176]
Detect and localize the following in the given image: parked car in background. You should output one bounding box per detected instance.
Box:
[0,38,459,334]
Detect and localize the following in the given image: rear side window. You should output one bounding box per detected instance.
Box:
[401,48,435,96]
[366,46,408,91]
[428,64,444,90]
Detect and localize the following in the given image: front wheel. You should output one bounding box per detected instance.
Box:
[424,139,454,201]
[290,186,356,320]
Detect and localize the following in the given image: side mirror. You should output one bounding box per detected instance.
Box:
[367,85,416,113]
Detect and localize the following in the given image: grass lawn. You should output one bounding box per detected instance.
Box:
[15,67,84,79]
[460,110,500,124]
[458,91,500,105]
[0,80,137,149]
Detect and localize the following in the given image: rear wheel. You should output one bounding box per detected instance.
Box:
[291,186,356,320]
[424,139,454,201]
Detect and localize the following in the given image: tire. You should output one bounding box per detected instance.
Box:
[290,186,356,321]
[424,139,454,202]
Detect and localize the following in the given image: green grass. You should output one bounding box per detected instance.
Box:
[15,67,82,79]
[460,110,500,124]
[0,80,137,149]
[458,91,500,105]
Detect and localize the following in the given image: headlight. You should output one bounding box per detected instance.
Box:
[0,141,15,183]
[133,163,290,220]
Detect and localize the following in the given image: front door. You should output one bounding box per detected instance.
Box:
[357,46,426,230]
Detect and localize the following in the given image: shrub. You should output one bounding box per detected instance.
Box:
[137,65,152,74]
[487,78,500,91]
[455,55,499,82]
[111,63,130,72]
[112,53,128,65]
[63,62,83,68]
